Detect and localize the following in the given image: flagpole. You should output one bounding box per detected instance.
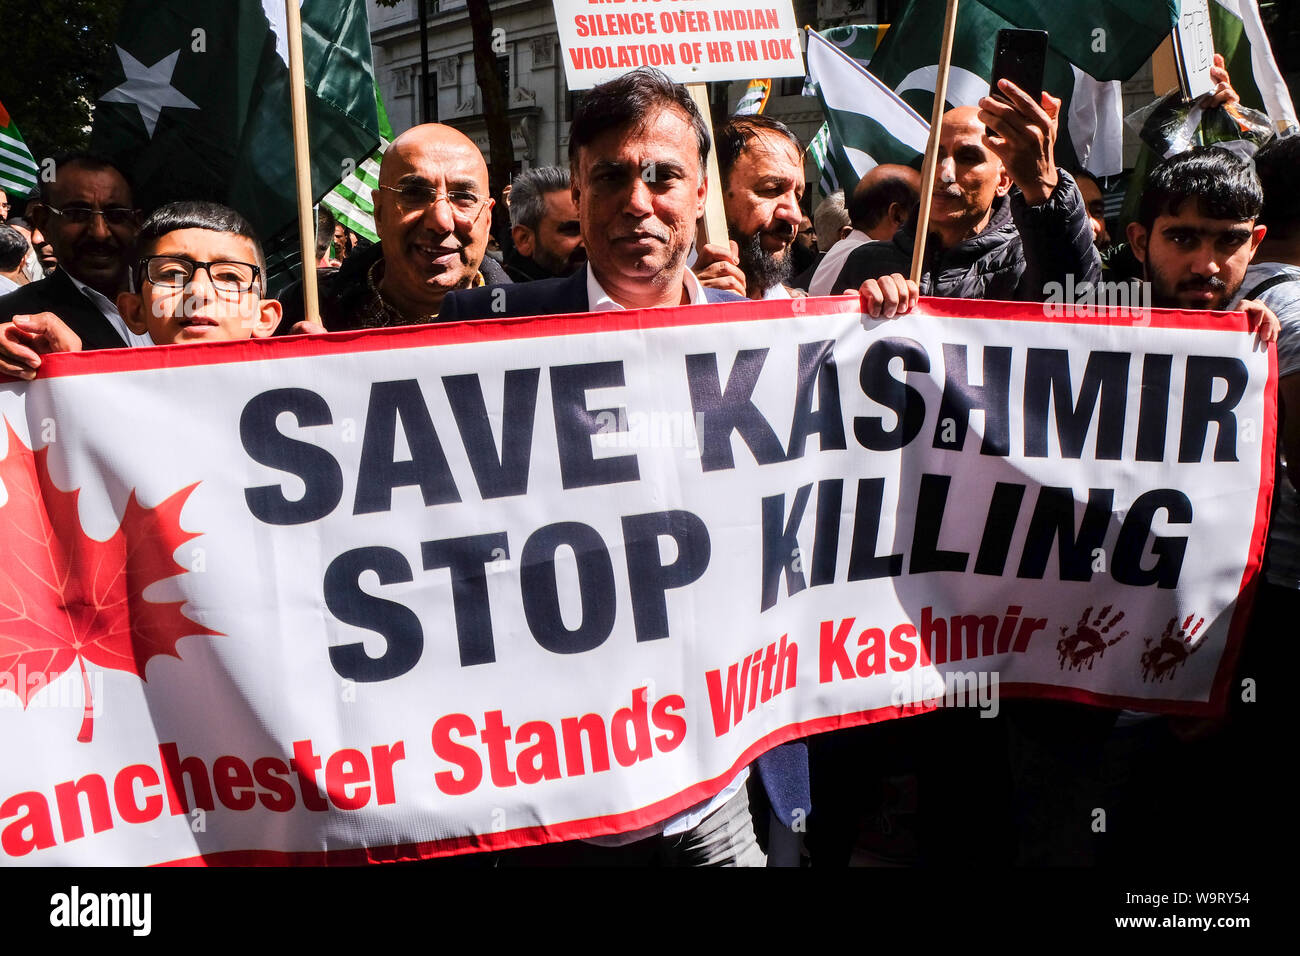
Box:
[687,83,730,248]
[910,0,960,285]
[285,0,320,324]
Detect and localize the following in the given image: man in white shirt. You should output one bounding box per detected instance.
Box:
[0,154,147,350]
[444,68,918,865]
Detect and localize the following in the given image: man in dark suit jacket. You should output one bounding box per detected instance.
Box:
[0,154,142,352]
[446,67,801,867]
[441,259,743,320]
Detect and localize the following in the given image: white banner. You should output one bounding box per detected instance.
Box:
[552,0,804,90]
[0,295,1273,864]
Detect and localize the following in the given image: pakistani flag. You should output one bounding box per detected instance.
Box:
[0,101,39,200]
[91,0,380,247]
[977,0,1179,81]
[1209,0,1298,134]
[321,87,394,244]
[839,0,1128,177]
[806,28,929,197]
[804,25,898,197]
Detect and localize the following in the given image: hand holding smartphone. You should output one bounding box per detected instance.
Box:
[989,28,1047,105]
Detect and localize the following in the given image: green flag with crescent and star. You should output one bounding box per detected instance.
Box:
[91,0,380,245]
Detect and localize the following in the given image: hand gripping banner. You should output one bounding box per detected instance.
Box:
[0,295,1274,864]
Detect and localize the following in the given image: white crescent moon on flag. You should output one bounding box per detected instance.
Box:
[894,65,990,109]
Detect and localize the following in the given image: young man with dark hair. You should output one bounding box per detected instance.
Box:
[1127,146,1273,315]
[1004,147,1279,867]
[0,153,143,349]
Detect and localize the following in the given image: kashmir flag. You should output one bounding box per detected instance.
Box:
[321,86,393,243]
[807,123,838,198]
[1209,0,1298,134]
[735,79,772,116]
[805,26,926,197]
[90,0,380,247]
[842,1,1128,177]
[977,0,1180,81]
[0,101,39,199]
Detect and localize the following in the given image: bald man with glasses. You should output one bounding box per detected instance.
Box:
[285,123,511,332]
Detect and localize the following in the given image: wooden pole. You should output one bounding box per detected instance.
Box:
[910,0,961,286]
[285,0,320,324]
[687,82,730,249]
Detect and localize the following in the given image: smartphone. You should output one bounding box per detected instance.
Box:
[990,28,1048,104]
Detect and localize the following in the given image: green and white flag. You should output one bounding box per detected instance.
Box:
[825,2,1128,178]
[735,79,772,116]
[321,87,393,244]
[91,0,380,245]
[1210,0,1297,134]
[807,123,837,198]
[976,0,1179,81]
[805,28,929,197]
[0,100,39,199]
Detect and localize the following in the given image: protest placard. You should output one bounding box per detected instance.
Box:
[0,295,1272,864]
[553,0,804,89]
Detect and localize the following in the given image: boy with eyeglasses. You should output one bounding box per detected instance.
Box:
[0,201,281,378]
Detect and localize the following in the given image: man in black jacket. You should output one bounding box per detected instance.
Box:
[0,154,144,351]
[830,83,1100,301]
[501,166,585,282]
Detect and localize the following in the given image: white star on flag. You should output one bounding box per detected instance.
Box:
[99,46,199,139]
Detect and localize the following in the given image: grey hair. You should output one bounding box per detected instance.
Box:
[509,166,572,232]
[812,192,849,253]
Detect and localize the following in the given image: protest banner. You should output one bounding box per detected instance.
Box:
[553,0,804,89]
[0,296,1273,865]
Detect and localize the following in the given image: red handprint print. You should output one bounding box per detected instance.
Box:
[1140,614,1206,683]
[1057,606,1128,671]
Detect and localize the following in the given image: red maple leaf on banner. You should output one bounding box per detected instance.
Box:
[0,417,221,741]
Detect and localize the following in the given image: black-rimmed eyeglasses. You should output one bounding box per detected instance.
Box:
[136,255,262,295]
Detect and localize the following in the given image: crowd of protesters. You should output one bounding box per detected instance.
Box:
[0,59,1291,867]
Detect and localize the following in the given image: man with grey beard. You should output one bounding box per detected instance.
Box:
[694,115,806,300]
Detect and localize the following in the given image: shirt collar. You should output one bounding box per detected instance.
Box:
[586,265,704,311]
[363,257,485,326]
